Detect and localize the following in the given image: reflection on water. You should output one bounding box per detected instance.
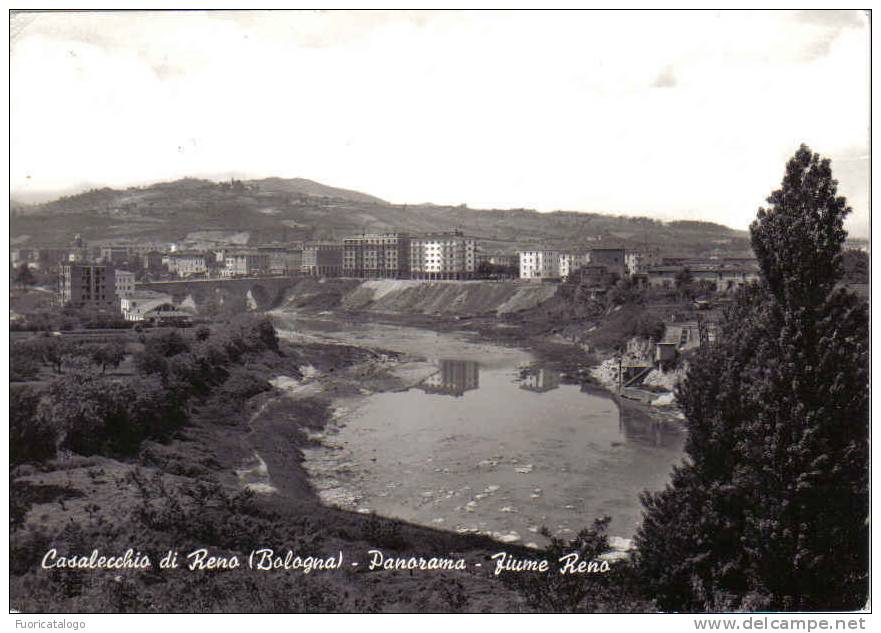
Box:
[419,359,480,397]
[520,367,561,393]
[304,355,686,543]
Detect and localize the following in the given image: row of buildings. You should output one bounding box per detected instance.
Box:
[40,230,760,318]
[517,247,759,293]
[58,263,187,324]
[160,231,482,280]
[20,231,483,281]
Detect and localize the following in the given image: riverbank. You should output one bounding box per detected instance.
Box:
[260,308,684,543]
[9,322,543,612]
[10,310,666,613]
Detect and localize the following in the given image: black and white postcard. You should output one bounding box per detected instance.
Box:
[7,8,872,622]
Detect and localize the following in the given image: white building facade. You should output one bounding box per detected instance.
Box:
[167,253,207,278]
[558,253,589,280]
[519,250,560,280]
[223,252,269,277]
[114,269,136,299]
[410,232,477,280]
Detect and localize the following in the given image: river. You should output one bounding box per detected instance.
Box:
[273,311,685,546]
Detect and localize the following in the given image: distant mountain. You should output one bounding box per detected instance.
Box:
[9,176,750,257]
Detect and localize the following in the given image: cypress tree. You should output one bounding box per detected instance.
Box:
[635,145,869,611]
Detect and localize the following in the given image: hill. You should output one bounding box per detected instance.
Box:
[9,177,750,256]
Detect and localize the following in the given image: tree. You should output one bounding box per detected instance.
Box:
[10,385,57,464]
[842,249,869,284]
[10,341,42,381]
[134,349,169,379]
[29,336,66,374]
[37,361,186,456]
[90,340,126,373]
[635,145,869,611]
[674,268,695,301]
[144,330,190,358]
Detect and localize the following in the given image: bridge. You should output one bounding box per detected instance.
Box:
[138,276,304,311]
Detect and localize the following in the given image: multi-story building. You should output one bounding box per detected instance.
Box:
[410,231,477,280]
[37,248,73,269]
[588,248,626,278]
[518,250,560,280]
[257,246,290,276]
[67,248,88,263]
[558,253,590,280]
[477,253,519,269]
[59,264,117,311]
[302,242,343,276]
[167,252,208,278]
[284,248,303,275]
[647,262,760,292]
[343,233,411,278]
[98,245,131,265]
[142,251,165,272]
[223,251,269,277]
[625,249,661,276]
[646,265,684,289]
[715,266,760,292]
[115,269,136,299]
[11,248,35,266]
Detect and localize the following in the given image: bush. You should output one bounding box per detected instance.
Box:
[11,342,42,381]
[144,330,190,358]
[38,365,187,457]
[498,518,633,612]
[10,385,57,464]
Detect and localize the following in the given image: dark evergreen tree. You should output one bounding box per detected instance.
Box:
[635,145,869,611]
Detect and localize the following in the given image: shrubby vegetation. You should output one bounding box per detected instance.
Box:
[9,315,281,463]
[10,386,57,465]
[499,518,651,613]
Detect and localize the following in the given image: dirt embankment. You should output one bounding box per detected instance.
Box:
[275,278,560,317]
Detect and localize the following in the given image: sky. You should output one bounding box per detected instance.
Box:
[10,10,871,236]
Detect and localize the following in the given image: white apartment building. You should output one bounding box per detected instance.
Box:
[223,252,269,277]
[559,253,589,280]
[625,249,661,276]
[410,232,477,280]
[115,269,136,299]
[519,250,560,280]
[167,253,208,278]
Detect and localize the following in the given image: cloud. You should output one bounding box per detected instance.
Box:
[652,66,677,88]
[8,10,870,237]
[794,9,867,29]
[791,10,868,61]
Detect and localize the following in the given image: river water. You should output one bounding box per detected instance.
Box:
[274,312,685,545]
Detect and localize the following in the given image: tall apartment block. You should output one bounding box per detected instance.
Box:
[302,242,343,276]
[342,233,411,278]
[59,264,118,311]
[410,231,477,280]
[518,250,561,279]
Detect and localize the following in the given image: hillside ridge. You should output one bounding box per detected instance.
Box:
[10,176,750,257]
